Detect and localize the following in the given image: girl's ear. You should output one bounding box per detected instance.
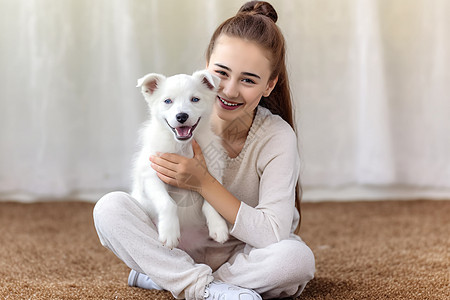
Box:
[263,76,278,97]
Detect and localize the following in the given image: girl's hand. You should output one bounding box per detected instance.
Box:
[149,140,214,192]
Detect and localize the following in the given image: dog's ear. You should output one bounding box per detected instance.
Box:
[136,73,166,96]
[192,70,220,91]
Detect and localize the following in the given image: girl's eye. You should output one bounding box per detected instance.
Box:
[164,99,172,104]
[242,78,256,84]
[191,97,200,103]
[215,70,228,77]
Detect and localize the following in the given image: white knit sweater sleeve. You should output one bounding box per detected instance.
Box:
[229,118,300,248]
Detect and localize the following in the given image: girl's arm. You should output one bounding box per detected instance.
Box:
[149,140,241,224]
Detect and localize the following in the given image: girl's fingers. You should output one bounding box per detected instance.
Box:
[192,140,201,154]
[150,162,177,179]
[155,172,178,186]
[150,155,178,172]
[158,152,183,163]
[192,140,206,164]
[155,166,192,189]
[149,147,208,191]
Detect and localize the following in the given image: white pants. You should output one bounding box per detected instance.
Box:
[93,191,315,300]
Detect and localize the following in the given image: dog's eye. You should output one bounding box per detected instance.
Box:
[164,99,172,104]
[191,97,200,103]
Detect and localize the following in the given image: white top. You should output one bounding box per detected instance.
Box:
[223,106,301,248]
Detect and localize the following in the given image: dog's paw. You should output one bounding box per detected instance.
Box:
[159,234,180,249]
[207,218,229,244]
[158,221,181,249]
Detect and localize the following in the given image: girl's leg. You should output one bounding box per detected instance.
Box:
[213,239,315,299]
[93,191,214,300]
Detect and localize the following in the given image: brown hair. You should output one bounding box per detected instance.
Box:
[206,1,303,234]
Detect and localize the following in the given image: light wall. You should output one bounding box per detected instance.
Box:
[0,0,449,202]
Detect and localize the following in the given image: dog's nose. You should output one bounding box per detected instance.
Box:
[176,113,189,124]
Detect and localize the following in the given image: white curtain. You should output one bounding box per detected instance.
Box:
[1,0,449,202]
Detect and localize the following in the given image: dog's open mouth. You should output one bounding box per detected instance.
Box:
[166,118,201,141]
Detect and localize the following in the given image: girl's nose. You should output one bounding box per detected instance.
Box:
[222,80,239,99]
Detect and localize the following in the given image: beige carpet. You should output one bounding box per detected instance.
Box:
[0,200,448,299]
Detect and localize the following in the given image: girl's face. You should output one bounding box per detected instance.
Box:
[207,35,278,123]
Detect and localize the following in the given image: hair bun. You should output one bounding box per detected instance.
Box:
[238,1,278,23]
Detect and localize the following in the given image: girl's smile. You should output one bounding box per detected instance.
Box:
[217,95,244,110]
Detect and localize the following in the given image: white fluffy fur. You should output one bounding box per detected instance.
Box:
[132,70,229,249]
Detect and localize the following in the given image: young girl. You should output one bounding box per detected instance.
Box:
[93,1,315,299]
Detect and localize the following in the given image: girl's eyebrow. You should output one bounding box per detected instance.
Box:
[214,63,261,80]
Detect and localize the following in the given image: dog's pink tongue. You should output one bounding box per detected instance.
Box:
[176,126,192,138]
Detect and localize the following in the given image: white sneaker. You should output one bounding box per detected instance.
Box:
[128,269,163,290]
[203,281,261,299]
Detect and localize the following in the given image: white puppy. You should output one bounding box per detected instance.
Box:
[132,70,229,249]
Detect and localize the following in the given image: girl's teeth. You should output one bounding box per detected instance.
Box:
[219,97,240,107]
